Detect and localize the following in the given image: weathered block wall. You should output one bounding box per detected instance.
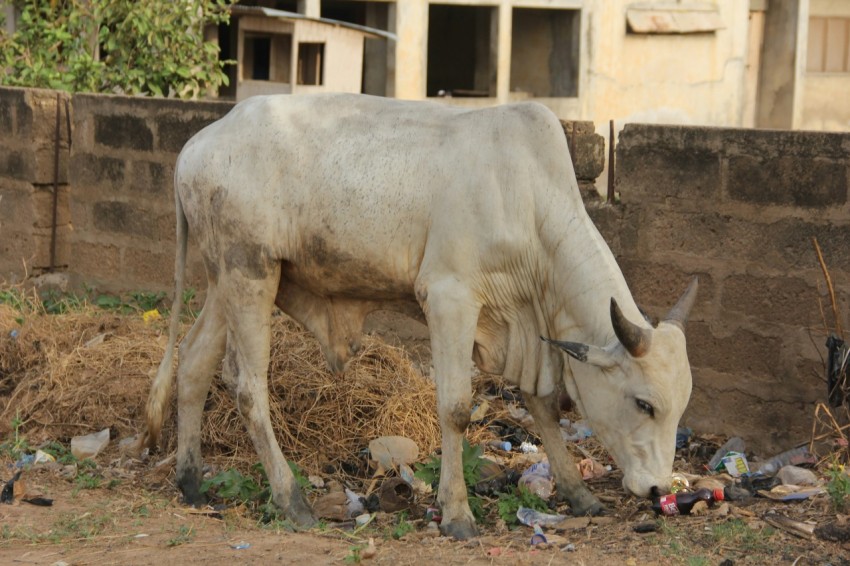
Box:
[596,124,850,453]
[3,87,849,454]
[0,87,71,275]
[68,94,234,291]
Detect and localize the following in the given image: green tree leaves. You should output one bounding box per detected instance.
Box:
[0,0,233,98]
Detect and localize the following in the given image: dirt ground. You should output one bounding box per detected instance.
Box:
[1,446,849,566]
[1,300,849,565]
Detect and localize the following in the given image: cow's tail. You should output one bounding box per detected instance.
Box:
[140,185,188,452]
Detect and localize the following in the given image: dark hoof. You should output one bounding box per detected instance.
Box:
[285,492,317,529]
[571,498,606,517]
[440,519,479,540]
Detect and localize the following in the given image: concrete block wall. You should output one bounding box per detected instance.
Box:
[0,87,72,275]
[68,94,234,291]
[601,124,850,453]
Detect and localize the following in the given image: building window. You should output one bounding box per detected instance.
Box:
[807,17,850,73]
[298,42,325,85]
[511,8,580,97]
[243,33,293,82]
[427,4,497,98]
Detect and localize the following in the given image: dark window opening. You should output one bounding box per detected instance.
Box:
[427,4,497,98]
[298,42,325,85]
[511,8,580,97]
[245,36,271,80]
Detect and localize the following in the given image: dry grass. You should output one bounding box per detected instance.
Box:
[0,298,504,479]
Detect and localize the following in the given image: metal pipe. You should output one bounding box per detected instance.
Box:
[607,119,615,203]
[49,93,61,272]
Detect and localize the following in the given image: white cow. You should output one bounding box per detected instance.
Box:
[142,93,697,539]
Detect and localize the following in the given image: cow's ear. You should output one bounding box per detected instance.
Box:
[541,336,617,368]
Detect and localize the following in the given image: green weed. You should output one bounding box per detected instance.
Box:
[167,524,194,547]
[496,485,549,526]
[0,413,30,459]
[389,511,415,540]
[344,544,363,564]
[825,460,850,512]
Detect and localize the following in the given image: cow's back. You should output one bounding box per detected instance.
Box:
[176,94,576,299]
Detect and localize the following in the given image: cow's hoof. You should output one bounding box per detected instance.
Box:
[285,492,317,529]
[571,496,606,517]
[440,518,479,540]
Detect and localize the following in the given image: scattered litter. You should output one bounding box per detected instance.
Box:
[470,400,490,422]
[142,309,161,323]
[516,506,567,527]
[762,512,816,539]
[708,437,745,471]
[486,440,512,452]
[519,441,539,454]
[22,497,53,506]
[507,404,535,428]
[721,452,749,477]
[1,471,21,503]
[355,513,374,527]
[345,487,365,516]
[530,524,547,546]
[368,436,419,472]
[519,460,553,499]
[34,450,56,465]
[560,419,592,442]
[134,534,150,538]
[230,541,251,550]
[757,485,825,501]
[9,329,19,339]
[424,507,441,524]
[15,454,35,468]
[578,457,608,480]
[676,427,692,449]
[560,543,576,552]
[377,477,412,512]
[671,473,690,493]
[83,333,107,348]
[776,465,819,486]
[633,521,658,533]
[71,428,110,460]
[754,445,817,475]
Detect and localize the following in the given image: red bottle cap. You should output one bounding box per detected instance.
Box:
[713,488,725,501]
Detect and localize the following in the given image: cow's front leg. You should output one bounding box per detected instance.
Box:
[175,286,227,505]
[525,392,605,516]
[224,269,315,528]
[419,278,479,540]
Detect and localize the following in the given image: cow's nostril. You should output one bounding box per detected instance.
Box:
[649,485,661,498]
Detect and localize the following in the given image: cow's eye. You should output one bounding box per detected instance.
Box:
[636,399,655,418]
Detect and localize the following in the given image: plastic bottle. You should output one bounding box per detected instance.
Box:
[516,506,567,527]
[754,446,817,475]
[651,488,725,516]
[519,461,553,499]
[487,440,512,452]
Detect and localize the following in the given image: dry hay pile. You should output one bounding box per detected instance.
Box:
[0,301,496,478]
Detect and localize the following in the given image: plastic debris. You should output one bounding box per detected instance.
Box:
[776,465,819,486]
[345,487,365,517]
[487,440,512,452]
[721,452,750,477]
[578,458,608,480]
[560,419,592,442]
[1,471,21,503]
[230,541,250,550]
[142,309,161,323]
[9,329,19,339]
[707,437,746,471]
[470,400,490,422]
[519,460,553,499]
[675,427,692,449]
[670,473,690,493]
[757,485,825,501]
[519,441,539,454]
[355,513,374,527]
[530,524,547,545]
[368,436,419,472]
[71,428,110,460]
[754,446,817,475]
[516,506,568,527]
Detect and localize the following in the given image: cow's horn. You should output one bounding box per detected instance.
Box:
[664,277,699,329]
[611,298,651,358]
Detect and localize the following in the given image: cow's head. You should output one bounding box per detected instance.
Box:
[545,278,698,498]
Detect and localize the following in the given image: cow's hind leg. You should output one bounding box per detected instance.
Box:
[176,285,227,505]
[524,392,604,516]
[224,268,314,527]
[419,278,480,540]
